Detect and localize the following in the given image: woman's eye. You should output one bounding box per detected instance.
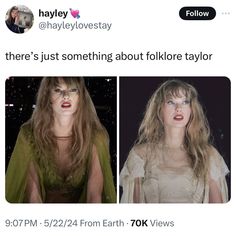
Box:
[69,88,78,93]
[167,100,174,105]
[54,88,61,93]
[183,100,190,105]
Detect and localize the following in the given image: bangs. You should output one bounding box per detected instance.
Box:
[162,80,196,101]
[165,87,191,100]
[47,77,81,89]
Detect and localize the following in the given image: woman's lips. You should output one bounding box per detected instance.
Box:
[61,102,71,108]
[173,115,184,121]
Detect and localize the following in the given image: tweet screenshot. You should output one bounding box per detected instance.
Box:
[0,1,235,235]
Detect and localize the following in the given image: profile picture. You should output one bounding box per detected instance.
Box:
[120,77,230,203]
[5,5,34,33]
[5,77,117,203]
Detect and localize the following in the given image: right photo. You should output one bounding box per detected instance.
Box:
[119,77,230,203]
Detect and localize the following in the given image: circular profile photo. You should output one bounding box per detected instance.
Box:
[5,5,34,33]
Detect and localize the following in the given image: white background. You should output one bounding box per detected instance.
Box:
[0,0,235,235]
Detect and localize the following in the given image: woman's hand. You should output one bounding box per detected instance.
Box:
[86,145,103,203]
[26,162,43,203]
[14,12,20,25]
[209,178,223,203]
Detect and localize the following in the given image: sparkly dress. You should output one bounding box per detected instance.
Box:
[6,123,116,203]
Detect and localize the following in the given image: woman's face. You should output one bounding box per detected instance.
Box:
[162,91,191,129]
[11,9,18,19]
[51,81,79,118]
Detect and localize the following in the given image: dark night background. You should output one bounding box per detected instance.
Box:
[5,76,231,201]
[120,77,231,200]
[5,77,117,189]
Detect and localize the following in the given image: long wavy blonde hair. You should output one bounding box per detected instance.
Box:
[137,79,211,178]
[28,77,108,175]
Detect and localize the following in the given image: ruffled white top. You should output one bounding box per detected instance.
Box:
[120,145,229,203]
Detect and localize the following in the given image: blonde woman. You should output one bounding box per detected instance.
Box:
[120,79,229,203]
[6,77,116,203]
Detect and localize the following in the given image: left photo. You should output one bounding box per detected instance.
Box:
[5,77,117,203]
